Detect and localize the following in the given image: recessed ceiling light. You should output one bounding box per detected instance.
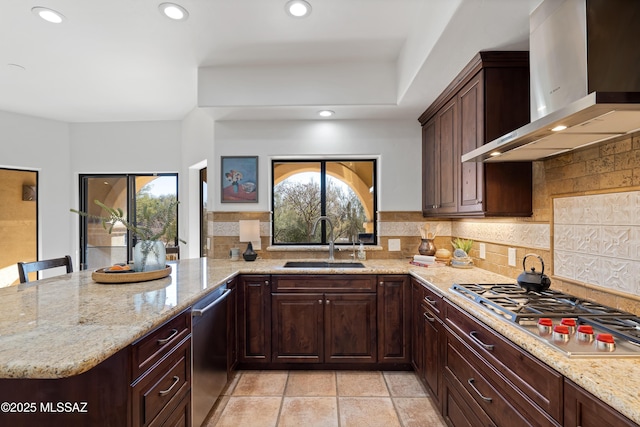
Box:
[159,3,189,21]
[490,151,501,157]
[318,110,334,117]
[286,0,312,17]
[31,7,65,24]
[551,125,567,132]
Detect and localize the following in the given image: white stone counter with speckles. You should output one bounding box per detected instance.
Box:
[0,258,637,423]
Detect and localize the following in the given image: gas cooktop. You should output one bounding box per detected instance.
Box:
[451,283,640,358]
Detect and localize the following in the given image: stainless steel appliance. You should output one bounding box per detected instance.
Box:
[192,284,232,426]
[451,283,640,358]
[462,0,640,162]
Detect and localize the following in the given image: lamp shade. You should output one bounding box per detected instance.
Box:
[239,220,260,249]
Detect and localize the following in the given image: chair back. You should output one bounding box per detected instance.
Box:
[17,255,73,283]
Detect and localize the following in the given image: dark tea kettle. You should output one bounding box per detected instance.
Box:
[517,253,551,292]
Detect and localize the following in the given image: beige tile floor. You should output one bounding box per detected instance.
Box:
[205,370,446,427]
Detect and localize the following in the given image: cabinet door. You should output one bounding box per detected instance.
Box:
[272,293,323,363]
[564,379,637,427]
[377,275,410,363]
[458,73,484,214]
[227,278,238,377]
[411,281,425,376]
[238,275,271,363]
[422,117,438,215]
[324,293,377,363]
[423,305,442,406]
[435,97,458,214]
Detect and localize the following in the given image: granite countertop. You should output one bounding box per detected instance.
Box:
[0,258,638,423]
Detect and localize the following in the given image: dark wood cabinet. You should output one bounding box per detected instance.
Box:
[411,279,444,409]
[564,379,638,427]
[227,277,238,378]
[272,292,324,363]
[419,51,532,218]
[270,275,377,364]
[377,275,410,364]
[444,300,562,427]
[238,275,271,364]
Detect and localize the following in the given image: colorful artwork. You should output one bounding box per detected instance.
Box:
[221,156,258,203]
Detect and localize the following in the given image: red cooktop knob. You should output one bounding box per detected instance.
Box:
[577,325,594,334]
[596,333,615,344]
[554,325,569,334]
[538,318,553,327]
[561,318,576,327]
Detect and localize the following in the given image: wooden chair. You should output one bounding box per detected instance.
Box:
[166,246,180,261]
[17,255,73,283]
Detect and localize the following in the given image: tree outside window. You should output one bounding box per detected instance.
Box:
[272,160,376,245]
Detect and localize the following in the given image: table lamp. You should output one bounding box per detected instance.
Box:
[239,220,260,261]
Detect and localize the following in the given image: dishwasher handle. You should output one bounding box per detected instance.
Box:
[192,289,232,317]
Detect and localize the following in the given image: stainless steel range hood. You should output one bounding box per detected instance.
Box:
[462,0,640,163]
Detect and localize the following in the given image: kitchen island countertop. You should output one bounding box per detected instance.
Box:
[0,257,638,423]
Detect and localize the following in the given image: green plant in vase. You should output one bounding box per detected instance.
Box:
[71,199,185,272]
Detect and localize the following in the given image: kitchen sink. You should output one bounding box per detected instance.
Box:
[283,261,365,268]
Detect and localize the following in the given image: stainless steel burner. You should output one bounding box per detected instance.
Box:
[451,283,640,357]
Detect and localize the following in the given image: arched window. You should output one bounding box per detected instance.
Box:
[271,159,376,245]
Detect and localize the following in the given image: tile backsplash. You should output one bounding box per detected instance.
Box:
[554,190,640,297]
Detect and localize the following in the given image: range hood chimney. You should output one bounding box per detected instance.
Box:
[462,0,640,163]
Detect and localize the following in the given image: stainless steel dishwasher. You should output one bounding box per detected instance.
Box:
[192,284,232,427]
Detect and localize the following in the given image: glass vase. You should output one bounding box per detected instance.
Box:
[134,240,166,272]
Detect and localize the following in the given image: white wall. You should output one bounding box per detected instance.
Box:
[212,119,422,212]
[69,120,183,261]
[0,111,72,266]
[180,108,214,258]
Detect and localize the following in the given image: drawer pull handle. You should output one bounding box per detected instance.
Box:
[319,299,323,304]
[468,378,492,402]
[265,280,269,286]
[157,329,178,346]
[423,312,435,322]
[424,296,436,305]
[159,376,180,396]
[469,330,495,351]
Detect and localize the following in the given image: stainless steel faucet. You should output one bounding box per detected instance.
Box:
[312,216,335,261]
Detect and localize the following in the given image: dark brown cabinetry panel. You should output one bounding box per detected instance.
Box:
[238,275,271,363]
[377,275,410,363]
[419,51,532,218]
[269,275,377,365]
[411,278,444,410]
[444,300,561,426]
[564,379,638,427]
[272,293,324,363]
[325,292,377,363]
[227,278,238,378]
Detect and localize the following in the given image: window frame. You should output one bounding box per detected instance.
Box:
[270,158,377,246]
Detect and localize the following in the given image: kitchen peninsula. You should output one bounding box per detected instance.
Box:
[0,258,638,426]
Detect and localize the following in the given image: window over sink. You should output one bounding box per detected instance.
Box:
[271,159,377,246]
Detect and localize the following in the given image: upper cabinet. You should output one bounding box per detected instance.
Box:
[419,51,533,218]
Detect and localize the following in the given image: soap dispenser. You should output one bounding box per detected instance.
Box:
[357,243,366,260]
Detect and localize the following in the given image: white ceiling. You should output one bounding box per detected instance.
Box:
[0,0,542,123]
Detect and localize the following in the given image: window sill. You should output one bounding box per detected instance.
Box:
[266,245,383,252]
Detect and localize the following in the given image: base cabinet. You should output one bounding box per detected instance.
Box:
[411,278,444,409]
[564,379,638,427]
[377,275,411,364]
[238,275,271,364]
[271,275,377,364]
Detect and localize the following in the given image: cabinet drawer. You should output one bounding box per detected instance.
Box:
[445,301,562,422]
[149,392,191,427]
[132,309,191,379]
[445,331,559,427]
[421,282,443,319]
[272,275,376,292]
[132,337,191,427]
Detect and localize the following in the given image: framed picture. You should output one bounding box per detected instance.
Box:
[221,156,258,203]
